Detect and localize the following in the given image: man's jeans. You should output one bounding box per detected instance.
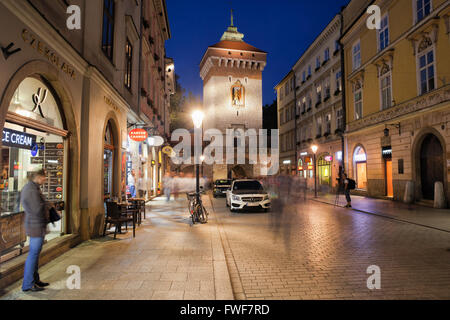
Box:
[22,236,44,290]
[344,189,351,203]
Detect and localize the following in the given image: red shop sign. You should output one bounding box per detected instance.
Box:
[129,128,148,142]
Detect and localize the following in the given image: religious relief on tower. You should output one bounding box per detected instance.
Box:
[231,80,245,109]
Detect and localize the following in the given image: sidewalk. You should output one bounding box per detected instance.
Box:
[0,196,233,300]
[313,193,450,233]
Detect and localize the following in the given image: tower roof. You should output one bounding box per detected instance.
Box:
[210,9,265,54]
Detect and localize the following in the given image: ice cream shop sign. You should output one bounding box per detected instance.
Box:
[128,128,148,142]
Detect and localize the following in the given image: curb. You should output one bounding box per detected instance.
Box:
[202,194,235,300]
[311,198,450,234]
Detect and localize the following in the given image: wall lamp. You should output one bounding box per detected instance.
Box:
[384,123,401,137]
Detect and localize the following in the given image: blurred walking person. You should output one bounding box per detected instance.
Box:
[21,169,51,292]
[163,172,173,202]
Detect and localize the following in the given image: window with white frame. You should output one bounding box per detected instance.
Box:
[378,15,389,51]
[336,108,344,130]
[418,45,435,95]
[380,64,392,110]
[316,116,322,136]
[352,40,361,71]
[416,0,432,23]
[325,113,331,134]
[324,77,330,99]
[324,48,330,62]
[316,85,322,105]
[354,81,363,119]
[336,70,342,92]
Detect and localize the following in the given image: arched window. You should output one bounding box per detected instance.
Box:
[353,146,367,190]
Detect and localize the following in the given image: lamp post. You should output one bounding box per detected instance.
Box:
[311,145,318,198]
[192,110,204,199]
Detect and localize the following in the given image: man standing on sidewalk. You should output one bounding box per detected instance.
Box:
[21,169,51,292]
[343,173,352,208]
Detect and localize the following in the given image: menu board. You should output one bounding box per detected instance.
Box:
[30,142,64,201]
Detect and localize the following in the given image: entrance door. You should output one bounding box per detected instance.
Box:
[385,160,393,198]
[420,134,443,200]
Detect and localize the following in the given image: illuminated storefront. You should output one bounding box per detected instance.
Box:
[1,77,69,258]
[318,155,332,186]
[353,146,368,190]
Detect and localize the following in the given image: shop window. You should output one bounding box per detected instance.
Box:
[1,78,67,260]
[318,155,332,186]
[353,146,367,190]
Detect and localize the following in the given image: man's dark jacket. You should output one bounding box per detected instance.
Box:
[20,181,48,238]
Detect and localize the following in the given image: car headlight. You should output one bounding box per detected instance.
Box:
[232,195,240,201]
[263,195,269,200]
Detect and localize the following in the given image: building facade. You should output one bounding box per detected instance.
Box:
[0,0,172,288]
[342,0,450,207]
[275,71,296,175]
[199,13,267,180]
[275,15,344,190]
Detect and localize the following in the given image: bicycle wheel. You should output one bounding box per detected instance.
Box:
[196,204,207,224]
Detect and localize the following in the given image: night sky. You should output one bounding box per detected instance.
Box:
[165,0,348,106]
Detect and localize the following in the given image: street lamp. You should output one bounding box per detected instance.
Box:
[311,145,318,198]
[192,110,204,198]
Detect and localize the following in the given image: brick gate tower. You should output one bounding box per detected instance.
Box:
[199,11,267,180]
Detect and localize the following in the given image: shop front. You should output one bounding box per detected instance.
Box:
[318,154,332,187]
[1,76,71,262]
[353,146,368,190]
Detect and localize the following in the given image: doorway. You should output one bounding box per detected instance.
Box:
[420,134,443,200]
[385,159,393,198]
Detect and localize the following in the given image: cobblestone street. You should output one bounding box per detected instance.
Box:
[211,196,450,300]
[1,195,450,300]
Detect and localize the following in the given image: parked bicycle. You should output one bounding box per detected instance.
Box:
[186,191,208,224]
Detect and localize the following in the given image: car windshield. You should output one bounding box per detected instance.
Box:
[215,180,231,185]
[233,181,263,191]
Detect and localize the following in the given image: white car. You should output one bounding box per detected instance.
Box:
[226,179,271,212]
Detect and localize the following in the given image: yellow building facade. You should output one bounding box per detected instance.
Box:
[342,0,450,206]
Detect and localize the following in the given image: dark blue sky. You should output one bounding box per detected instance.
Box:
[165,0,348,106]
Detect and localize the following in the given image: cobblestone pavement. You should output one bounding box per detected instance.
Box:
[211,196,450,300]
[0,197,232,300]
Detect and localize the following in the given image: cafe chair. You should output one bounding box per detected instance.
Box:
[104,201,135,239]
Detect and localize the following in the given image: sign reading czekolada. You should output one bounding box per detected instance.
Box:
[129,128,148,142]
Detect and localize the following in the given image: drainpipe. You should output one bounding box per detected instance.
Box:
[137,0,144,119]
[338,11,346,173]
[293,73,298,175]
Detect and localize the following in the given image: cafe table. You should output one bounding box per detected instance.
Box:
[127,198,146,225]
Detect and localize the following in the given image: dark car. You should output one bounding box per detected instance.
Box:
[213,179,232,198]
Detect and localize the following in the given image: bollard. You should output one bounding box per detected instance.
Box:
[434,181,446,209]
[403,181,414,204]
